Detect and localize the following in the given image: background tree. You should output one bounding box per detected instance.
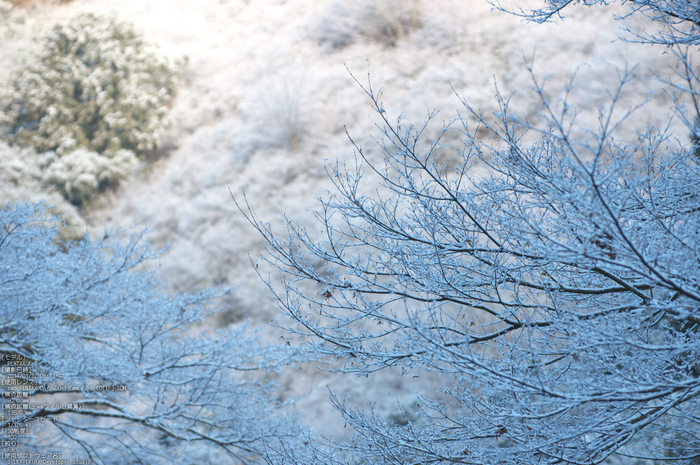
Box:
[0,11,179,206]
[0,202,301,464]
[0,12,177,158]
[240,1,700,463]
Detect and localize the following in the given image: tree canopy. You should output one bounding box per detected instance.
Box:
[0,203,300,464]
[240,0,700,463]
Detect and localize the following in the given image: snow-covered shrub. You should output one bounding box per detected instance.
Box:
[0,140,42,186]
[0,12,177,157]
[244,63,315,153]
[309,0,424,50]
[42,148,138,205]
[0,139,136,208]
[0,0,25,38]
[0,141,85,238]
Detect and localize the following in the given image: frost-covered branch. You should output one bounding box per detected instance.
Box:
[0,203,302,464]
[240,43,700,465]
[492,0,700,46]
